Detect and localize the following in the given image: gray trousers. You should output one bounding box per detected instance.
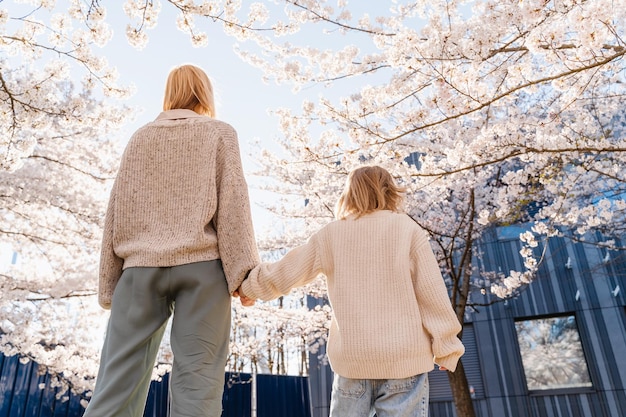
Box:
[84,260,231,417]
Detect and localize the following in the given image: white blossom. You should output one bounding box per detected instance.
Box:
[2,0,626,400]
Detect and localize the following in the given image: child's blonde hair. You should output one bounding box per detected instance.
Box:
[335,165,405,219]
[163,64,215,117]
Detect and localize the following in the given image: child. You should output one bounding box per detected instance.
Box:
[237,165,464,417]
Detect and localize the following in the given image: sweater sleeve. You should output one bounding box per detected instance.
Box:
[411,226,465,372]
[214,125,261,294]
[98,180,124,310]
[240,234,323,301]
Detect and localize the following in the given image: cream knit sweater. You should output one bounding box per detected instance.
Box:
[98,109,260,309]
[241,210,464,379]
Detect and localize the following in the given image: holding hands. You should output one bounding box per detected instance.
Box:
[233,286,255,307]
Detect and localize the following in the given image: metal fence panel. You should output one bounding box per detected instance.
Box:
[0,354,311,417]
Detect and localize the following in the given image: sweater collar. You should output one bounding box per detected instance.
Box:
[155,109,206,121]
[346,210,395,220]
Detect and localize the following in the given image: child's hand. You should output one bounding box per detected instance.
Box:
[239,294,255,307]
[233,287,256,307]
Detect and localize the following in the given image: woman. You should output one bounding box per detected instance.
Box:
[85,64,259,417]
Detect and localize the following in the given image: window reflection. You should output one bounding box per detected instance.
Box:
[515,315,592,391]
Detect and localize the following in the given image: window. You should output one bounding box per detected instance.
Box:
[515,315,592,391]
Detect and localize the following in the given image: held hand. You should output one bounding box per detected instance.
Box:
[233,288,256,307]
[239,294,256,307]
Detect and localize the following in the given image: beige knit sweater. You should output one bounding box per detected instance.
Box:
[98,109,260,309]
[241,210,464,379]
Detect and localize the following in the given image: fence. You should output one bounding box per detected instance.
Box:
[0,353,312,417]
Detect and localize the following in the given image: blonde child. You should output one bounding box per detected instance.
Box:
[237,165,464,417]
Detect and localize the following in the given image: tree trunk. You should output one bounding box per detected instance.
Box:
[447,361,476,417]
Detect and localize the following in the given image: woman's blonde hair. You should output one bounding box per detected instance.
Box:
[163,64,216,117]
[335,165,405,219]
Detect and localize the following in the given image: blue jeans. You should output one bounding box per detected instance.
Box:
[329,373,429,417]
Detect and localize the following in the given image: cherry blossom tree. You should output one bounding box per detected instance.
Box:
[117,1,624,415]
[0,0,323,399]
[0,0,137,398]
[229,292,332,376]
[3,1,626,415]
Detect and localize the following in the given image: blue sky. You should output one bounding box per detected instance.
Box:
[104,7,287,143]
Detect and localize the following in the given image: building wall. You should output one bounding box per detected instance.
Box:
[308,226,626,417]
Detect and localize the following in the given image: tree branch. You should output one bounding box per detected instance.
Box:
[30,154,112,181]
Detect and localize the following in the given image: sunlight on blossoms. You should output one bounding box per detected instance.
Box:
[123,0,161,28]
[126,25,149,49]
[1,0,625,405]
[520,231,539,248]
[248,2,270,24]
[191,32,209,46]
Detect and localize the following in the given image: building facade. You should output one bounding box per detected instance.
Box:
[309,225,626,417]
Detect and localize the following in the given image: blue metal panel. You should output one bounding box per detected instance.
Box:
[257,374,311,417]
[50,390,69,417]
[306,296,332,417]
[0,354,17,417]
[66,394,83,417]
[428,400,454,417]
[22,361,45,417]
[429,324,483,401]
[143,374,169,417]
[8,357,32,417]
[39,374,57,417]
[0,354,311,417]
[222,373,251,417]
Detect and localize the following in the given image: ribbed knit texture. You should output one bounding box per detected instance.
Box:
[241,210,464,379]
[98,109,260,309]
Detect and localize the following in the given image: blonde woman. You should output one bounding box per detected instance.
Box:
[238,165,464,417]
[85,64,260,417]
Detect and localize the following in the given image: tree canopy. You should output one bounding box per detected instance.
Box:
[1,1,624,412]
